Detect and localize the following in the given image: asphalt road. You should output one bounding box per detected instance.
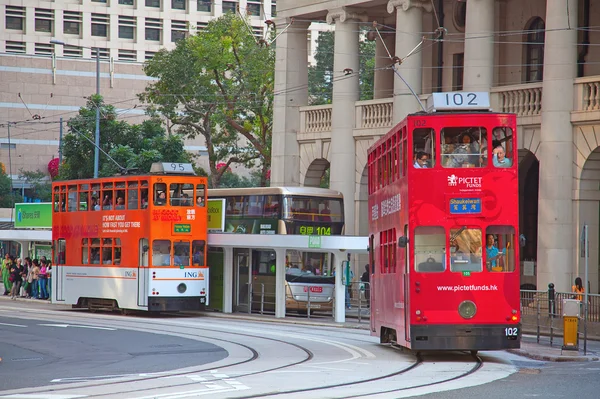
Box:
[0,315,228,391]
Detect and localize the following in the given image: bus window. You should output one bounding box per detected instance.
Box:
[102,183,113,210]
[226,196,244,215]
[154,183,167,206]
[413,128,435,168]
[127,181,138,210]
[91,239,100,264]
[102,238,113,264]
[485,226,515,272]
[196,184,206,207]
[173,241,190,266]
[414,226,445,272]
[192,240,205,266]
[492,127,514,168]
[114,238,122,265]
[441,127,487,168]
[450,227,482,272]
[152,239,171,266]
[247,195,264,216]
[82,238,89,264]
[264,195,279,217]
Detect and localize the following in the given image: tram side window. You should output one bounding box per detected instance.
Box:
[196,184,206,207]
[141,181,149,209]
[154,183,167,206]
[173,241,190,266]
[170,183,193,206]
[102,183,113,210]
[102,238,113,264]
[414,226,445,272]
[90,239,100,264]
[485,226,516,272]
[450,227,482,272]
[68,186,77,212]
[441,127,487,168]
[152,239,171,266]
[54,239,66,265]
[192,240,205,266]
[82,238,89,264]
[413,128,435,168]
[114,238,121,265]
[127,181,139,210]
[492,127,514,168]
[79,189,89,211]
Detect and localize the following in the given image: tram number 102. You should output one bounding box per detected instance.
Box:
[444,92,478,106]
[504,327,519,337]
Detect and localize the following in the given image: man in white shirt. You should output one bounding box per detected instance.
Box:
[414,152,429,168]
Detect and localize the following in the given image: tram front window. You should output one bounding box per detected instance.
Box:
[441,127,487,168]
[414,226,445,272]
[450,227,482,272]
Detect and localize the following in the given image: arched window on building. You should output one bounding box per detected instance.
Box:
[525,18,545,83]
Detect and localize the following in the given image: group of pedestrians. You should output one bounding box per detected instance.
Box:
[1,253,52,300]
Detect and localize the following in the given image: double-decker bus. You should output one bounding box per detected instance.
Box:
[367,92,521,352]
[51,163,209,312]
[208,187,344,313]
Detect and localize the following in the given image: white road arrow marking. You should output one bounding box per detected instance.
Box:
[38,324,116,331]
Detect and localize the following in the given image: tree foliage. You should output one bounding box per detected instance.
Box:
[18,169,52,202]
[140,14,275,188]
[308,29,376,105]
[58,96,190,180]
[0,163,14,207]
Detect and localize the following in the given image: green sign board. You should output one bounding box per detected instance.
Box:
[308,235,321,249]
[14,203,52,229]
[174,223,191,233]
[462,271,471,277]
[208,199,225,232]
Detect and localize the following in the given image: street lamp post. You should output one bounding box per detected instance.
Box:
[50,39,101,178]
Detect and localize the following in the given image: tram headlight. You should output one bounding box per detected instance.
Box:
[458,300,477,319]
[177,283,187,294]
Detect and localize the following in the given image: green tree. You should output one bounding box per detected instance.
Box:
[308,29,376,105]
[140,14,275,188]
[0,163,14,207]
[18,169,52,202]
[58,96,191,180]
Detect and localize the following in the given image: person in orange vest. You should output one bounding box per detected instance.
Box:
[572,277,585,301]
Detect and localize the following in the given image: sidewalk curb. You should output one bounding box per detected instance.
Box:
[507,348,599,362]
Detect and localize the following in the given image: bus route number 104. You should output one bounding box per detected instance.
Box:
[505,327,518,337]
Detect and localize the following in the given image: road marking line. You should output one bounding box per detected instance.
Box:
[0,395,88,399]
[0,322,27,328]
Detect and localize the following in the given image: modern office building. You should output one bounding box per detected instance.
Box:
[271,0,600,293]
[0,0,277,189]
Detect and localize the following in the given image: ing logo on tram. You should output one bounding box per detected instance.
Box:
[185,272,199,278]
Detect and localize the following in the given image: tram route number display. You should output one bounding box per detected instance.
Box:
[504,327,519,337]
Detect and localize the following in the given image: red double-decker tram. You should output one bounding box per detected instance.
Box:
[367,92,521,352]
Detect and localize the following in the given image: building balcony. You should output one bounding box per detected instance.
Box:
[298,75,600,140]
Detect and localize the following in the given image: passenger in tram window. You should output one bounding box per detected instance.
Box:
[492,145,512,167]
[413,152,429,168]
[485,234,503,271]
[115,196,125,210]
[91,248,100,264]
[91,197,100,211]
[155,191,166,206]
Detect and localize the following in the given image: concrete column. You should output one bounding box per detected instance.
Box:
[326,8,363,235]
[537,0,578,293]
[573,199,599,294]
[223,247,233,313]
[333,250,346,323]
[463,0,494,91]
[275,248,286,318]
[271,19,309,186]
[373,30,395,99]
[387,0,430,123]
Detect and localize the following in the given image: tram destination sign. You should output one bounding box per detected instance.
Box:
[449,198,481,214]
[426,92,491,112]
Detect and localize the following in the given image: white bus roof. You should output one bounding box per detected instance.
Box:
[209,186,343,198]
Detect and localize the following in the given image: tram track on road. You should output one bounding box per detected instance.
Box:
[1,307,486,399]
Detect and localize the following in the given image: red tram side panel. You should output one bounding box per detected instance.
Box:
[368,97,521,352]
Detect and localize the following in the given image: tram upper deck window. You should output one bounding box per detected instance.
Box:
[154,183,167,206]
[485,226,516,272]
[196,184,206,207]
[450,227,482,272]
[413,128,435,168]
[414,226,445,272]
[441,127,487,168]
[492,127,514,168]
[170,183,194,206]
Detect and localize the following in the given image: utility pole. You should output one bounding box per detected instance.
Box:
[94,48,100,178]
[59,117,63,164]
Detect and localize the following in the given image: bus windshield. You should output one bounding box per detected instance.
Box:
[285,267,335,284]
[282,196,343,223]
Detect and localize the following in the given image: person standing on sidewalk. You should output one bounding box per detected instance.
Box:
[2,253,13,295]
[361,264,370,308]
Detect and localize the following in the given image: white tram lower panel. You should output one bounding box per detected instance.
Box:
[54,266,209,311]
